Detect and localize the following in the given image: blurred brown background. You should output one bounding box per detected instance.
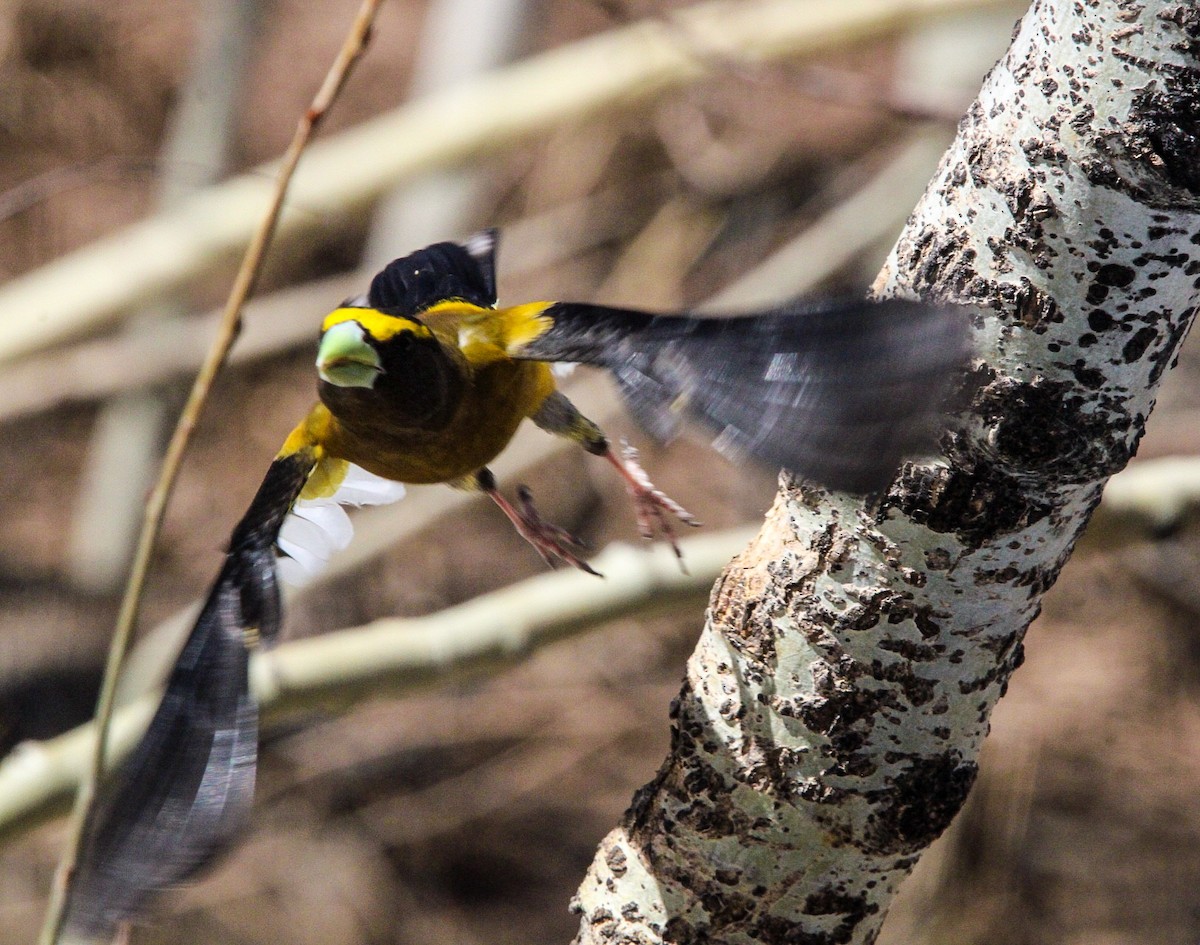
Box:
[1,1,1198,942]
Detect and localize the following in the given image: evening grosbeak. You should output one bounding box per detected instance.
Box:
[64,230,969,938]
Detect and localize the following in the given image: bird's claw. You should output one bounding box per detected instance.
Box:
[611,441,700,566]
[511,485,600,576]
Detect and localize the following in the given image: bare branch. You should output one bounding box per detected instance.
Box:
[1081,457,1200,553]
[0,528,754,844]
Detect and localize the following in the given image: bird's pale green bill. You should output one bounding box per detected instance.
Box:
[317,320,382,388]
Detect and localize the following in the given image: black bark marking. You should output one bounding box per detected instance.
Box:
[960,638,1027,695]
[605,846,628,878]
[860,754,979,856]
[1094,262,1137,287]
[742,890,881,945]
[793,666,883,745]
[975,376,1131,482]
[1149,316,1195,384]
[711,563,779,665]
[752,913,869,945]
[1158,4,1200,57]
[1012,280,1063,333]
[1084,65,1200,209]
[1123,324,1157,361]
[882,461,1051,546]
[923,548,952,571]
[878,639,941,662]
[698,887,756,930]
[1133,80,1200,199]
[1070,361,1105,389]
[870,660,936,709]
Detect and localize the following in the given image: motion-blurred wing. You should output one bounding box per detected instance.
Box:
[64,552,265,940]
[511,298,970,493]
[64,451,315,939]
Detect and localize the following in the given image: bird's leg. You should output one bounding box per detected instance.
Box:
[531,391,699,564]
[464,468,599,576]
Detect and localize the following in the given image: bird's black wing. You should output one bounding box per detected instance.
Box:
[511,298,971,494]
[64,451,313,940]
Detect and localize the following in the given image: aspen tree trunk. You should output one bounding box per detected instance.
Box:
[573,1,1200,942]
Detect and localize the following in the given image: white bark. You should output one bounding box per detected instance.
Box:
[573,2,1200,943]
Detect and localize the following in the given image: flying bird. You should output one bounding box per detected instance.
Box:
[63,230,969,939]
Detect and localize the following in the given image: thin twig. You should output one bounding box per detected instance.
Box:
[0,158,159,226]
[36,3,384,942]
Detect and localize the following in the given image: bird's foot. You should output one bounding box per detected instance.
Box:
[488,484,599,576]
[605,440,700,567]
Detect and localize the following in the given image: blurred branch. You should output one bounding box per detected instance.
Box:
[0,527,754,844]
[270,680,667,795]
[786,65,968,123]
[362,0,531,264]
[0,179,657,424]
[362,729,631,845]
[1079,457,1200,553]
[0,0,1012,367]
[596,198,723,309]
[66,0,268,593]
[700,129,951,310]
[0,158,160,221]
[38,3,384,943]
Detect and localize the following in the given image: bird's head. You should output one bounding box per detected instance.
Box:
[316,233,497,430]
[316,306,462,430]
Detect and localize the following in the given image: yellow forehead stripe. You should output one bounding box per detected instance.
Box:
[321,307,433,343]
[421,299,490,319]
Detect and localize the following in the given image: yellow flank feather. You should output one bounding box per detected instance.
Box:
[421,299,490,320]
[419,299,555,368]
[468,301,556,367]
[277,403,332,458]
[423,300,505,367]
[321,306,433,343]
[499,301,556,350]
[277,404,357,501]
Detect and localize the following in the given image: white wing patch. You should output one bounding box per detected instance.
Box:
[275,463,406,586]
[552,362,578,378]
